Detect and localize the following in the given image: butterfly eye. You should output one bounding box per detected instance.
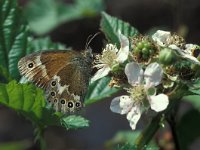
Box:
[50,91,56,97]
[75,102,81,108]
[51,80,57,87]
[27,62,34,68]
[67,101,74,108]
[60,99,66,104]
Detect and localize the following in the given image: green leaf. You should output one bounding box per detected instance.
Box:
[100,12,139,47]
[115,144,137,150]
[177,109,200,150]
[0,140,32,150]
[26,37,67,54]
[115,144,158,150]
[0,0,28,80]
[108,131,141,145]
[106,131,140,150]
[0,65,11,83]
[106,131,158,150]
[61,115,89,129]
[25,0,104,34]
[0,81,89,129]
[84,77,119,106]
[188,79,200,95]
[0,80,44,125]
[183,95,200,111]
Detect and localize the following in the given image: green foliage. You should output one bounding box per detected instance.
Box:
[25,0,104,34]
[26,37,66,54]
[0,65,11,83]
[0,0,104,132]
[106,131,158,150]
[183,79,200,111]
[100,12,139,47]
[188,79,200,95]
[0,80,89,129]
[61,115,89,129]
[115,144,158,150]
[183,95,200,111]
[84,77,119,106]
[0,140,32,150]
[115,144,138,150]
[0,0,68,82]
[107,131,140,146]
[0,0,28,80]
[177,109,200,150]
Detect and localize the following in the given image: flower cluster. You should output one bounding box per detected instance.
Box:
[91,30,200,130]
[152,30,200,65]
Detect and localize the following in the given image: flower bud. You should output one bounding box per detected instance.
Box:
[159,48,177,65]
[111,63,125,74]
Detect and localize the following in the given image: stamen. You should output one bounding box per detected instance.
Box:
[94,44,119,68]
[127,85,146,104]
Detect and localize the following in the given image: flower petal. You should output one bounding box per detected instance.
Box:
[125,62,144,86]
[152,30,171,47]
[183,54,200,65]
[169,44,200,65]
[110,95,132,114]
[110,96,121,114]
[116,30,129,63]
[93,63,106,68]
[184,44,200,65]
[185,44,197,55]
[119,96,133,114]
[91,66,111,83]
[126,105,141,130]
[168,44,181,52]
[149,94,169,112]
[144,63,163,86]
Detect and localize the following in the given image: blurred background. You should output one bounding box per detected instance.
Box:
[0,0,200,149]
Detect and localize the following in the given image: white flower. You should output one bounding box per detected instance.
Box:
[110,62,169,130]
[152,30,200,65]
[152,30,171,47]
[91,31,129,82]
[182,44,200,64]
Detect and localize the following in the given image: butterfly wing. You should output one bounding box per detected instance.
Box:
[18,50,92,113]
[18,50,76,88]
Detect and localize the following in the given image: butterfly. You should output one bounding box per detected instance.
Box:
[18,49,93,113]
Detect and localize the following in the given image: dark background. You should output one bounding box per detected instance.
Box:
[1,0,200,149]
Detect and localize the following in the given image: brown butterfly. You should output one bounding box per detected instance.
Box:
[18,49,92,113]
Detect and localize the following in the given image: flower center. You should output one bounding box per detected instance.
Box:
[95,44,118,68]
[128,85,146,104]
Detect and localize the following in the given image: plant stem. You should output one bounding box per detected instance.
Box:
[168,116,181,150]
[34,126,46,150]
[135,114,162,149]
[167,101,181,150]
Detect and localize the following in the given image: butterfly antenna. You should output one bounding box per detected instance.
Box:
[85,32,101,50]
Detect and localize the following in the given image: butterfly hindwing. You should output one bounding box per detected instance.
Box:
[46,63,90,113]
